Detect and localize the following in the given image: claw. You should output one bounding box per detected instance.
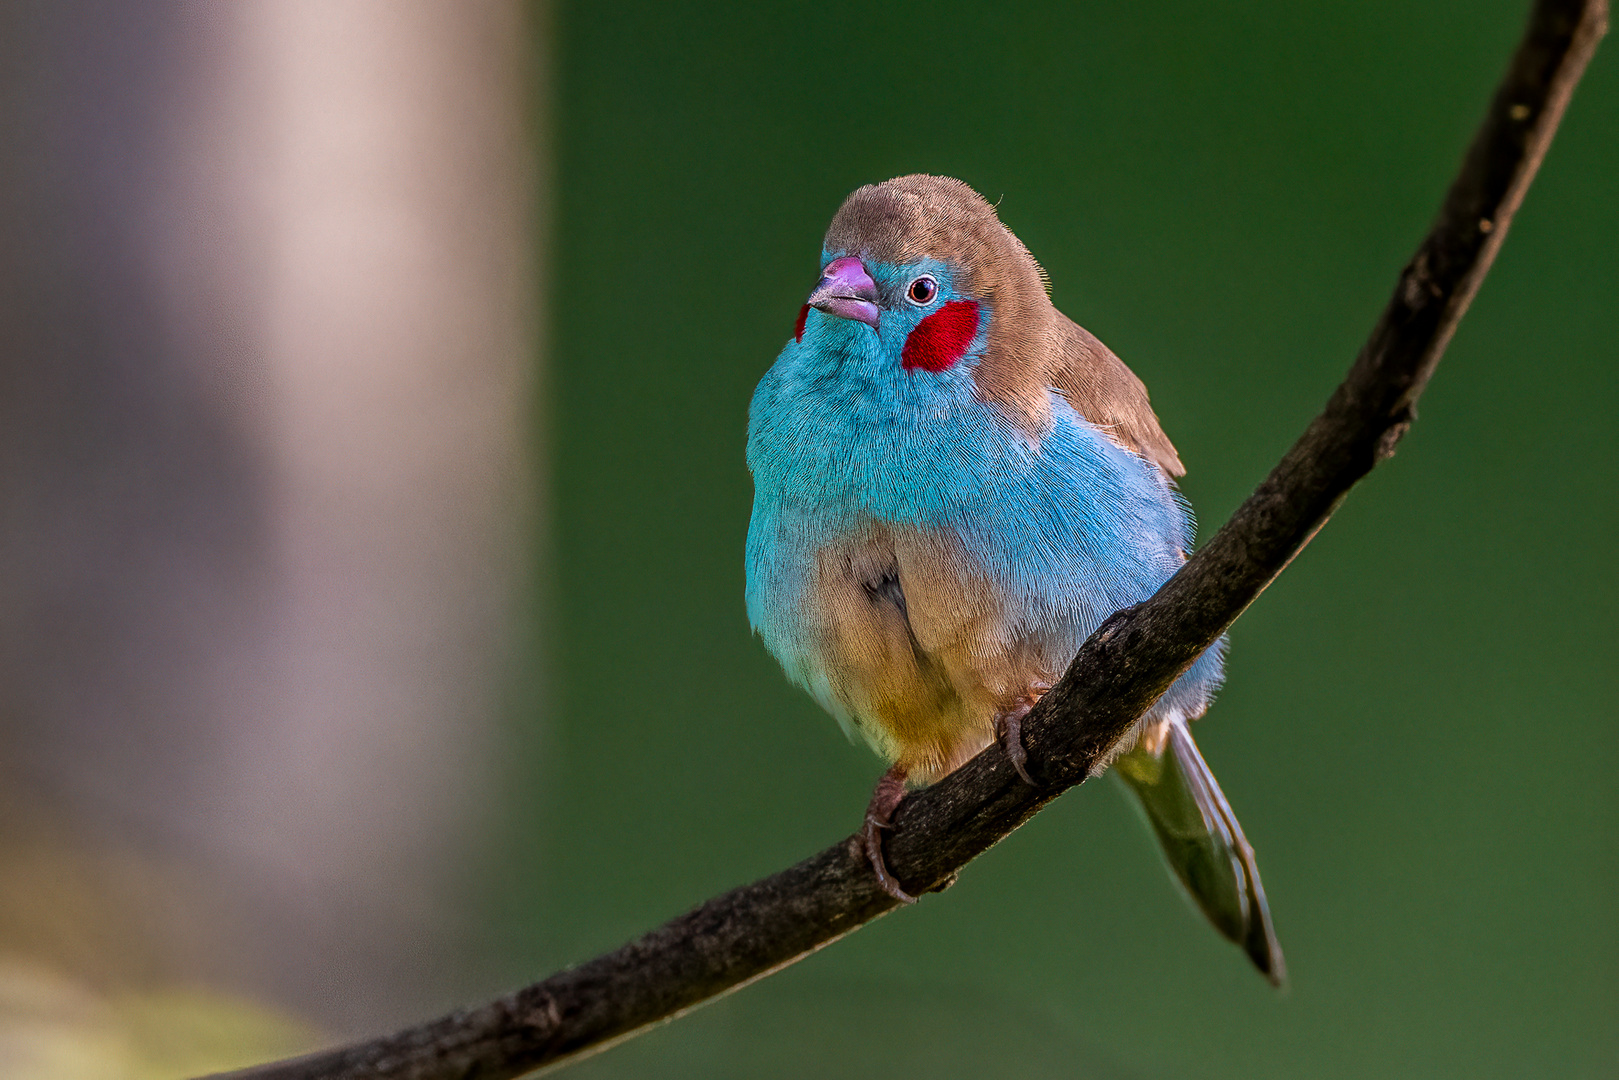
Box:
[861,764,916,904]
[995,683,1051,787]
[997,706,1036,786]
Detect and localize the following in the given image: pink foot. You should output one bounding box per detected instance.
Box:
[995,683,1052,787]
[861,764,915,904]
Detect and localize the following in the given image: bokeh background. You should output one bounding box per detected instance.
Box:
[1,2,1614,1078]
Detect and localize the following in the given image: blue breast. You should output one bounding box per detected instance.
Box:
[745,304,1224,718]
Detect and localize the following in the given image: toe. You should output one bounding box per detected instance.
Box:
[861,820,917,904]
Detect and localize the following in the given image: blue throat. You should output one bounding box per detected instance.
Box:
[744,250,1223,744]
[748,257,1192,613]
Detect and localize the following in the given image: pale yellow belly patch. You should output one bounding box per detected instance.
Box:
[802,524,1055,783]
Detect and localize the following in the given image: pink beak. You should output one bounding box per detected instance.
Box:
[807,256,880,328]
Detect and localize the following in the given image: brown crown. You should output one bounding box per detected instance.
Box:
[822,175,1184,478]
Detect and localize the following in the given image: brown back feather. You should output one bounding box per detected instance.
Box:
[1048,317,1184,477]
[824,174,1184,478]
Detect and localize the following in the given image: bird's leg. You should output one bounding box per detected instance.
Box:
[860,764,916,904]
[994,682,1052,787]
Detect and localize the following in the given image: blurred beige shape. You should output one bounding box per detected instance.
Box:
[0,0,540,1046]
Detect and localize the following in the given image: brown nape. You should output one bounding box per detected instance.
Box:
[824,174,1184,479]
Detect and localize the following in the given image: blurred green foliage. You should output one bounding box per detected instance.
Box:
[0,820,316,1079]
[0,961,309,1080]
[491,2,1618,1076]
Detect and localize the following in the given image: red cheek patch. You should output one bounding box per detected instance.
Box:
[794,304,809,343]
[901,300,980,373]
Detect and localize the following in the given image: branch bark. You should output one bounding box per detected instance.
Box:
[211,2,1608,1077]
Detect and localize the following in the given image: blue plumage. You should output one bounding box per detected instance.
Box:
[744,175,1280,982]
[746,258,1222,743]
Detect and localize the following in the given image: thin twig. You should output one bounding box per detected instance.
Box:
[211,2,1607,1077]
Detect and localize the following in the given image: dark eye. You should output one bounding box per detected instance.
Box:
[907,276,938,305]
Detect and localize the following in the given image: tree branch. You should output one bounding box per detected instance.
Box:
[211,2,1607,1077]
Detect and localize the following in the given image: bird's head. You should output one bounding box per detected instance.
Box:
[800,253,982,374]
[791,175,1060,428]
[760,175,1184,483]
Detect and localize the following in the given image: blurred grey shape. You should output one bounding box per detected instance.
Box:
[0,0,539,1036]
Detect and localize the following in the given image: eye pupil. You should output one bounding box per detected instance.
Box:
[908,277,937,304]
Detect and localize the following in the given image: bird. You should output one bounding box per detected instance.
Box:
[744,174,1283,984]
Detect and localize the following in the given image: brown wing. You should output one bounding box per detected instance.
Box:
[1048,316,1184,478]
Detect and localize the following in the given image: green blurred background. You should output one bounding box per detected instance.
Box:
[494,1,1618,1077]
[0,2,1612,1078]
